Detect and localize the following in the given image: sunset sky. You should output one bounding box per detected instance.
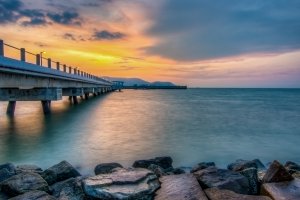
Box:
[0,0,299,87]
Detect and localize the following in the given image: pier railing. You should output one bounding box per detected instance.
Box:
[0,39,110,84]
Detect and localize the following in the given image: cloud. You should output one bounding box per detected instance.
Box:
[144,0,300,61]
[47,11,81,25]
[0,0,23,23]
[92,30,126,40]
[63,33,77,41]
[20,9,47,26]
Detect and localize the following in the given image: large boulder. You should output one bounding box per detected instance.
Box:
[239,168,259,195]
[41,161,80,185]
[193,166,250,194]
[8,190,55,200]
[83,168,160,200]
[284,161,300,175]
[133,156,173,170]
[205,188,271,200]
[261,179,300,200]
[16,165,43,175]
[94,163,123,175]
[0,163,16,175]
[1,172,49,197]
[148,164,166,178]
[190,162,215,173]
[228,159,258,172]
[155,174,208,200]
[262,160,294,183]
[51,177,85,200]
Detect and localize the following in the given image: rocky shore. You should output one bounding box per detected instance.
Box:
[0,157,299,200]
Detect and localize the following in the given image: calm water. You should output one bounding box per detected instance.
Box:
[0,89,299,174]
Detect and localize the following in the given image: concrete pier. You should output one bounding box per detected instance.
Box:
[0,39,116,115]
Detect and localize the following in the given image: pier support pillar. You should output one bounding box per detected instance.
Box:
[6,101,16,116]
[84,93,89,100]
[41,100,51,114]
[72,96,78,104]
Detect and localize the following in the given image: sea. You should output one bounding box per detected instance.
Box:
[0,88,299,174]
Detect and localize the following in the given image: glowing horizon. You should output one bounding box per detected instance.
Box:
[0,0,299,87]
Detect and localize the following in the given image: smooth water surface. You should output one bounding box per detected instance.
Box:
[0,89,299,173]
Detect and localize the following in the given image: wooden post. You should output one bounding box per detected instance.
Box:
[63,65,67,72]
[47,58,51,68]
[36,54,41,65]
[0,40,4,56]
[56,62,60,70]
[6,101,16,116]
[69,67,72,73]
[20,48,25,62]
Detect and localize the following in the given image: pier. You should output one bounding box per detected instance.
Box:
[0,39,116,115]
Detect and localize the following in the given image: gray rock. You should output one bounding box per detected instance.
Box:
[51,177,85,200]
[240,168,259,195]
[133,156,173,170]
[41,161,80,185]
[261,179,300,200]
[16,165,43,175]
[1,172,49,197]
[191,162,216,173]
[193,166,250,194]
[262,160,294,183]
[228,159,258,172]
[8,190,55,200]
[253,159,266,170]
[0,169,14,183]
[155,174,208,200]
[148,164,166,177]
[172,168,185,175]
[205,188,271,200]
[284,161,300,174]
[0,163,16,175]
[0,191,9,200]
[94,163,123,175]
[83,168,160,200]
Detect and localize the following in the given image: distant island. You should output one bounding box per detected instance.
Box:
[104,77,187,89]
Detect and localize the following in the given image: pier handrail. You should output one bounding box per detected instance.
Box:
[0,39,112,85]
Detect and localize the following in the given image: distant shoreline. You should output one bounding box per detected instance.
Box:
[123,85,187,89]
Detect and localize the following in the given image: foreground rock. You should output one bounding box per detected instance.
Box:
[83,168,160,200]
[261,179,300,200]
[41,161,80,185]
[133,157,173,170]
[148,164,166,177]
[284,161,300,175]
[262,160,294,183]
[191,162,215,173]
[193,166,250,194]
[94,163,123,175]
[239,168,259,195]
[51,177,85,200]
[0,163,16,183]
[155,174,208,200]
[1,172,49,197]
[228,160,258,172]
[205,188,271,200]
[9,190,55,200]
[16,165,43,175]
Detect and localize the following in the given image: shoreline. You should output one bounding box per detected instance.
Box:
[1,156,299,200]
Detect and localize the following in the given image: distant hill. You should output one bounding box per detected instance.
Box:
[103,77,176,87]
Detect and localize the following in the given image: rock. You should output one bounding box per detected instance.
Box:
[239,168,259,195]
[41,161,80,185]
[284,161,300,174]
[148,164,166,177]
[155,174,208,200]
[172,168,185,175]
[261,179,300,200]
[133,156,173,169]
[292,171,300,179]
[51,177,85,200]
[1,172,49,197]
[0,191,9,200]
[83,168,160,200]
[16,165,43,175]
[0,163,16,175]
[193,166,250,194]
[262,160,294,183]
[0,169,14,183]
[191,162,215,173]
[94,163,123,175]
[205,188,271,200]
[8,190,55,200]
[228,159,258,172]
[253,159,266,170]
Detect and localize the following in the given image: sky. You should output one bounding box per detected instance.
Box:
[0,0,300,87]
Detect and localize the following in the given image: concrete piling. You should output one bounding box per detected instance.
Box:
[6,101,16,116]
[41,100,51,114]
